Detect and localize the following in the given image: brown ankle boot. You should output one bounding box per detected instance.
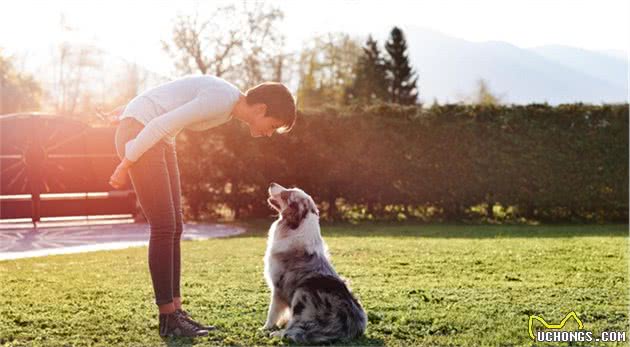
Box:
[159,311,208,337]
[176,309,216,331]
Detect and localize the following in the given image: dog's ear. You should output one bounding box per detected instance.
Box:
[282,201,308,229]
[308,198,320,217]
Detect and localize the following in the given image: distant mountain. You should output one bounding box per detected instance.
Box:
[531,45,627,91]
[401,26,627,104]
[598,49,628,61]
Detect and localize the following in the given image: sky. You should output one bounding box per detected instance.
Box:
[0,0,628,77]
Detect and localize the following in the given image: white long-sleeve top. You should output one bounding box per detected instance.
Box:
[119,75,241,162]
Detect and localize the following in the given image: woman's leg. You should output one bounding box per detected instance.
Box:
[115,121,177,312]
[165,142,184,309]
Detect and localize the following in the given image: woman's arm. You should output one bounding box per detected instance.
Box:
[96,103,127,124]
[110,103,127,115]
[123,91,232,162]
[109,158,134,189]
[119,158,134,168]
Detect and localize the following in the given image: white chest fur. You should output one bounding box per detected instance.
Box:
[263,216,329,288]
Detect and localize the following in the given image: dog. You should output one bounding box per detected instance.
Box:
[262,183,367,343]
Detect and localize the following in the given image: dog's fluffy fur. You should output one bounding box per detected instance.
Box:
[262,183,367,343]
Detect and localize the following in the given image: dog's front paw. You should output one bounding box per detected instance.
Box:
[259,324,274,331]
[269,329,285,338]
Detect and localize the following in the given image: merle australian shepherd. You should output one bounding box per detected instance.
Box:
[262,183,367,343]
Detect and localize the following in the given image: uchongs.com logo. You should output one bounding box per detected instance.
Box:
[528,311,626,343]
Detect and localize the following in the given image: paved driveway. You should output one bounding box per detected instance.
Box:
[0,222,245,260]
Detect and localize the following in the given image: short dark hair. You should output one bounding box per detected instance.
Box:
[245,82,297,134]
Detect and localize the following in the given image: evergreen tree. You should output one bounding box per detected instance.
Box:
[385,27,418,104]
[346,35,389,103]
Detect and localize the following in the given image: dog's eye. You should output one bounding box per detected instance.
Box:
[288,201,299,211]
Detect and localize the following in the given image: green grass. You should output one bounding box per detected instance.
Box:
[1,223,628,346]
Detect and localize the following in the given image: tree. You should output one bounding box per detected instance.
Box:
[346,35,389,103]
[44,16,104,117]
[0,50,42,114]
[51,42,102,116]
[296,57,323,109]
[238,2,287,86]
[162,3,288,88]
[296,33,362,107]
[471,78,502,105]
[385,27,418,104]
[162,3,289,220]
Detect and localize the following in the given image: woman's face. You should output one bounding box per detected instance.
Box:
[249,115,284,137]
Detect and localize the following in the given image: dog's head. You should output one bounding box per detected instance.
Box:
[268,182,319,229]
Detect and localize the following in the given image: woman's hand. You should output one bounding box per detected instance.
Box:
[109,159,133,189]
[96,103,126,126]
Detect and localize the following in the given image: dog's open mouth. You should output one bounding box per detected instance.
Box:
[268,198,281,210]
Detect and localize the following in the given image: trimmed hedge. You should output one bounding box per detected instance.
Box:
[176,103,629,223]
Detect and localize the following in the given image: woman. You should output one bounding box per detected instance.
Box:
[110,75,296,337]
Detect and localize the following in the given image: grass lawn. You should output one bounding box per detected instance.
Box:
[1,223,628,346]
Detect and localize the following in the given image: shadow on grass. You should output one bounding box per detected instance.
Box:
[265,336,385,347]
[349,336,385,346]
[162,336,194,347]
[227,219,628,239]
[160,335,384,347]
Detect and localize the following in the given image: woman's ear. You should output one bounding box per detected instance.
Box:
[255,103,267,117]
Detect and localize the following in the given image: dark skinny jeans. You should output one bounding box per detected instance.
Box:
[115,117,183,305]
